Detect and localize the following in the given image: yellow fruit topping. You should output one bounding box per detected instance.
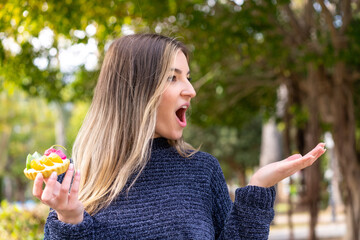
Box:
[30,159,45,171]
[40,156,54,166]
[48,152,63,163]
[24,146,70,180]
[24,158,70,180]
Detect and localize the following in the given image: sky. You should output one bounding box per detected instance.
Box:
[1,23,135,78]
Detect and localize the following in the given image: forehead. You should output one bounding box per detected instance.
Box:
[173,51,189,73]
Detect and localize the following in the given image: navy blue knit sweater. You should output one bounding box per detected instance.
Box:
[44,137,275,239]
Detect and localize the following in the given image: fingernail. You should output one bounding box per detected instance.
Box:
[36,173,43,179]
[50,172,57,179]
[69,163,74,170]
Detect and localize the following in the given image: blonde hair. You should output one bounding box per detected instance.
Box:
[72,34,195,215]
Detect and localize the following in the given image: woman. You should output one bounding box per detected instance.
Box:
[33,33,326,239]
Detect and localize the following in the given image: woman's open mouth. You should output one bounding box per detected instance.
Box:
[175,105,188,127]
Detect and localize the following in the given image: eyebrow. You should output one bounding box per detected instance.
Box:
[171,68,190,75]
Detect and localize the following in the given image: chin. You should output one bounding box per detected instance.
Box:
[154,127,184,140]
[167,135,182,141]
[164,131,183,141]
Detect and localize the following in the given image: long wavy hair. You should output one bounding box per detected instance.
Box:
[72,34,195,215]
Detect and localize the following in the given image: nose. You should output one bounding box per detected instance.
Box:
[181,80,196,99]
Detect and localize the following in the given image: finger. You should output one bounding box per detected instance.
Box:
[58,164,75,203]
[69,170,81,203]
[305,143,325,158]
[282,154,315,174]
[33,173,44,199]
[41,172,58,203]
[44,174,61,196]
[311,147,326,159]
[315,148,326,159]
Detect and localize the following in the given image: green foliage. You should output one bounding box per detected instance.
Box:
[185,115,262,180]
[0,85,57,201]
[66,101,90,154]
[0,200,48,240]
[345,18,360,67]
[0,0,281,126]
[0,89,55,170]
[0,0,183,102]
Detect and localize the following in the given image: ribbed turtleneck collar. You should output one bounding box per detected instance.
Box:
[151,137,171,151]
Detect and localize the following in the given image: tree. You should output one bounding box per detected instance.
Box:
[0,84,56,201]
[2,1,360,238]
[152,0,360,238]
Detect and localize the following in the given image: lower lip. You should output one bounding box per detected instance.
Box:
[176,115,187,128]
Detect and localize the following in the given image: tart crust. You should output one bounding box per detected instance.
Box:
[24,159,70,180]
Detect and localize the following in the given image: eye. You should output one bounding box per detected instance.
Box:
[186,73,192,82]
[168,75,176,82]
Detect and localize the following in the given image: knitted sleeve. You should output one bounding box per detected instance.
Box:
[210,157,276,240]
[44,210,95,239]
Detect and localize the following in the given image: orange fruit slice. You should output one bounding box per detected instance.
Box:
[30,159,45,171]
[40,156,54,166]
[48,152,63,163]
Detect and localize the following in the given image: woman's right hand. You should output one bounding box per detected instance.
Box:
[32,163,84,224]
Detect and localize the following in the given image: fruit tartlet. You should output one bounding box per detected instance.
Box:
[23,145,70,180]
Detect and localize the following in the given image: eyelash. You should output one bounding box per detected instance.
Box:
[168,76,192,82]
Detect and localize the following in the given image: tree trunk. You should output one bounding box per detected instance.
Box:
[235,166,246,187]
[283,83,294,240]
[304,160,321,240]
[225,158,247,187]
[0,131,10,201]
[283,104,294,240]
[15,177,26,202]
[331,61,360,240]
[3,175,12,202]
[303,64,322,240]
[260,117,282,167]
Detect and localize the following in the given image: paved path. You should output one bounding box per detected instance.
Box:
[269,222,346,240]
[269,211,346,240]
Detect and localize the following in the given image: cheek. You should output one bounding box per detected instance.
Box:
[158,89,175,111]
[157,96,168,115]
[157,95,171,122]
[156,86,179,122]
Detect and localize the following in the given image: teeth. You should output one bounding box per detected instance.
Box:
[181,106,188,109]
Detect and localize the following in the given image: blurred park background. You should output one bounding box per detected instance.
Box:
[1,0,360,239]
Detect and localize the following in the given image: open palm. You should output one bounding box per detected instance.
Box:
[249,143,326,188]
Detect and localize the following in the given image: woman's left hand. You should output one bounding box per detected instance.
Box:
[249,143,326,188]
